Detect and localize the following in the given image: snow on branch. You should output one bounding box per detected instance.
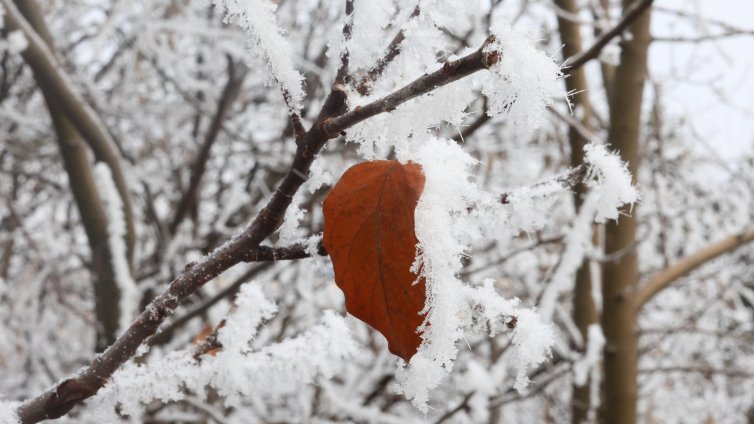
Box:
[463,281,555,393]
[0,401,19,424]
[94,163,139,335]
[396,139,477,411]
[538,144,638,320]
[346,0,395,72]
[395,139,557,410]
[394,142,635,410]
[85,284,356,421]
[573,324,605,387]
[212,0,305,111]
[483,22,565,130]
[584,143,639,222]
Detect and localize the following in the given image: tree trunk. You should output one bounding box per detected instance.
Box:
[13,0,122,350]
[601,1,652,423]
[553,0,599,422]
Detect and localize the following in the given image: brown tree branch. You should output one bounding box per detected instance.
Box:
[14,32,507,424]
[599,0,652,421]
[285,90,307,142]
[634,227,754,311]
[322,36,500,136]
[241,240,327,262]
[451,98,490,143]
[651,31,754,43]
[3,0,136,263]
[564,0,654,73]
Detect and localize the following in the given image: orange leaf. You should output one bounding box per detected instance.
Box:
[323,160,426,361]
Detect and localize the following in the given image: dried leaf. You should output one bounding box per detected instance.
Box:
[323,160,426,361]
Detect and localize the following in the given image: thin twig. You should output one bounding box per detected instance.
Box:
[149,263,273,347]
[499,164,589,204]
[452,98,491,143]
[433,391,475,424]
[336,0,355,85]
[357,5,421,95]
[169,56,247,235]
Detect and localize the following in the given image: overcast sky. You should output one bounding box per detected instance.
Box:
[649,0,754,161]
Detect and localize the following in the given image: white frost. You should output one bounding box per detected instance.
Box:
[391,144,633,409]
[278,190,306,244]
[464,281,555,392]
[212,0,305,111]
[94,163,139,335]
[347,0,396,71]
[573,324,605,387]
[539,144,638,320]
[509,308,556,392]
[584,144,639,222]
[393,139,555,410]
[0,401,19,424]
[396,139,477,411]
[308,156,334,194]
[483,21,564,130]
[7,31,28,54]
[85,284,357,421]
[598,43,621,66]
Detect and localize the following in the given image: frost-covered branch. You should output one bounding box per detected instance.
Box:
[322,36,500,137]
[336,0,355,85]
[211,0,305,111]
[211,0,307,141]
[356,5,421,95]
[432,0,655,144]
[499,164,589,205]
[12,28,513,424]
[4,0,141,349]
[83,285,356,422]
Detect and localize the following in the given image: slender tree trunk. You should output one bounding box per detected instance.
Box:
[554,1,599,422]
[51,114,122,351]
[8,0,136,264]
[13,0,122,350]
[601,2,652,423]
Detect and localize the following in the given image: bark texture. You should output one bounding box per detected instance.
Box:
[601,1,652,423]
